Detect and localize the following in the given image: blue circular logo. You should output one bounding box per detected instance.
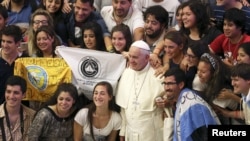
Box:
[27,65,48,91]
[78,56,100,79]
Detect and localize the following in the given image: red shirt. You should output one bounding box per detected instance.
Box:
[210,34,250,59]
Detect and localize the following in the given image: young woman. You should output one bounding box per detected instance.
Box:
[28,83,80,140]
[193,53,238,124]
[31,25,61,57]
[39,0,69,45]
[154,30,187,76]
[74,81,121,141]
[172,3,183,31]
[81,21,106,51]
[111,24,132,54]
[194,53,231,101]
[27,8,54,56]
[181,41,210,89]
[237,42,250,64]
[180,1,222,45]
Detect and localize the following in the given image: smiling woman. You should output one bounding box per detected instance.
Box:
[28,83,80,141]
[39,0,69,45]
[74,81,121,141]
[81,21,106,51]
[32,25,61,58]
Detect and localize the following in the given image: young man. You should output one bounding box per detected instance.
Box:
[7,0,38,34]
[101,0,145,41]
[134,0,180,27]
[210,8,250,66]
[0,25,27,104]
[163,67,220,141]
[143,5,169,51]
[218,63,250,125]
[212,0,250,34]
[0,75,35,141]
[67,0,112,50]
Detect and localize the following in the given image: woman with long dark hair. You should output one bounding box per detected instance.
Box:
[28,83,80,140]
[74,81,121,141]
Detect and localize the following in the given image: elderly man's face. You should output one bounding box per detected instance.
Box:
[128,46,149,71]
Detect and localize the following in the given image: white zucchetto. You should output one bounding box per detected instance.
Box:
[131,40,150,51]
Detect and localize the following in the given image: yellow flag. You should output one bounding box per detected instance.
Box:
[14,58,72,102]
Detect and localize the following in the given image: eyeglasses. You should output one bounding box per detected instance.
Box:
[185,53,197,59]
[161,82,177,86]
[33,20,48,25]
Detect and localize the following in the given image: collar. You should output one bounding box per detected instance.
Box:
[132,63,150,75]
[0,104,27,119]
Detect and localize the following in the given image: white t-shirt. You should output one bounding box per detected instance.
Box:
[74,108,122,140]
[100,6,144,35]
[133,0,180,26]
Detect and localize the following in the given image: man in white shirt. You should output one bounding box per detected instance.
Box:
[101,0,144,41]
[133,0,180,27]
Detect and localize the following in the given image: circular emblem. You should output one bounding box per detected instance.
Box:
[27,65,48,91]
[78,56,100,79]
[75,27,82,38]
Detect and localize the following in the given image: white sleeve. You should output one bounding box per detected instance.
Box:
[112,112,122,130]
[74,108,89,126]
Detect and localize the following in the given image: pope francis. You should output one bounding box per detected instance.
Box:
[116,40,165,141]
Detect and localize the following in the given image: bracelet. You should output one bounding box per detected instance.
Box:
[106,46,113,52]
[154,47,161,51]
[153,48,161,55]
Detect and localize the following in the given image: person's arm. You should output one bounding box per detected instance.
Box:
[62,0,72,13]
[133,27,144,41]
[221,110,245,120]
[73,121,83,141]
[119,108,126,141]
[154,54,170,78]
[214,104,245,120]
[209,34,225,55]
[68,40,80,48]
[28,110,47,141]
[241,0,250,6]
[107,130,119,141]
[1,0,10,9]
[150,40,164,69]
[104,35,113,52]
[217,89,241,103]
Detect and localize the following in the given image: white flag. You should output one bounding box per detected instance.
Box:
[56,46,126,100]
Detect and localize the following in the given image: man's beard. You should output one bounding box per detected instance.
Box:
[146,29,162,39]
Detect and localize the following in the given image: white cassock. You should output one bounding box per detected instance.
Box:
[116,63,164,141]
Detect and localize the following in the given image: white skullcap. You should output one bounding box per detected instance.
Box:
[131,40,150,51]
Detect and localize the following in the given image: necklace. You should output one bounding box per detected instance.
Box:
[3,104,24,141]
[227,35,243,65]
[132,67,149,110]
